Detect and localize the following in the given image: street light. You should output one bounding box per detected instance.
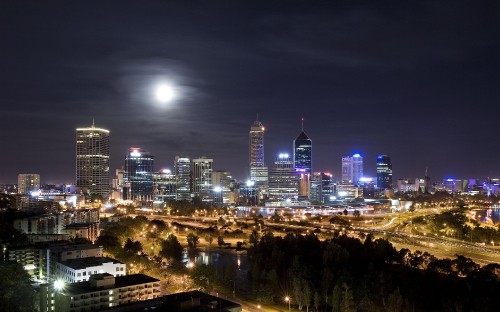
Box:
[285,296,290,312]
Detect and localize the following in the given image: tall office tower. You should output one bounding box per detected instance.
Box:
[212,170,232,204]
[268,153,299,201]
[376,155,393,190]
[153,169,177,202]
[310,172,333,203]
[124,148,154,201]
[76,124,110,198]
[191,157,213,201]
[18,174,40,194]
[294,120,312,198]
[342,154,363,185]
[341,154,363,185]
[249,118,269,197]
[174,156,191,201]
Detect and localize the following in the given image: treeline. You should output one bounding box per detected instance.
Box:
[248,232,500,311]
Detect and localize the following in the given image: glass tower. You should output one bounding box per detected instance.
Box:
[124,148,154,201]
[376,155,392,190]
[294,123,312,198]
[249,118,268,198]
[76,124,110,198]
[174,156,191,201]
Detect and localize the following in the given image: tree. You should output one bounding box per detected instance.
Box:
[186,233,200,248]
[204,235,213,247]
[160,234,183,264]
[96,234,120,251]
[340,284,356,312]
[217,235,225,247]
[249,229,260,247]
[124,238,142,254]
[0,261,34,312]
[332,283,342,312]
[190,264,216,293]
[386,288,403,312]
[353,210,361,218]
[314,291,321,312]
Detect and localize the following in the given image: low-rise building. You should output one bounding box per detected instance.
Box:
[40,273,161,312]
[56,257,126,283]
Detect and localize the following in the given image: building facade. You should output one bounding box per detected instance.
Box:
[268,153,299,201]
[124,148,154,201]
[376,155,393,190]
[40,273,160,312]
[294,129,312,199]
[341,154,363,185]
[56,257,126,283]
[153,169,177,202]
[249,119,269,198]
[310,172,334,203]
[76,124,110,198]
[18,174,40,194]
[174,156,191,201]
[191,157,213,201]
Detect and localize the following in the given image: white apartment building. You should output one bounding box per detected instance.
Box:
[56,257,126,283]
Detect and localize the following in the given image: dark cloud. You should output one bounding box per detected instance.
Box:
[0,0,499,183]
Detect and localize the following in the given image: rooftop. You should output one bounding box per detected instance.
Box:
[58,257,123,270]
[61,274,159,295]
[48,243,101,253]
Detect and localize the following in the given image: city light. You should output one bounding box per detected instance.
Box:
[54,280,65,291]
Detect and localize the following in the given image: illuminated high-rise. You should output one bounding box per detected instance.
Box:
[191,157,213,201]
[18,174,40,195]
[294,121,312,198]
[268,153,299,201]
[76,124,110,198]
[341,154,363,185]
[249,118,268,197]
[311,172,333,203]
[124,148,154,201]
[174,156,191,201]
[376,155,392,190]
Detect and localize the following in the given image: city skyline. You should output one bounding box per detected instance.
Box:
[1,1,499,183]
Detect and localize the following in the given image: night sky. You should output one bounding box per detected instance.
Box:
[1,0,499,184]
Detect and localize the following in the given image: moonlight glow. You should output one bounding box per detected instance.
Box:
[155,83,175,103]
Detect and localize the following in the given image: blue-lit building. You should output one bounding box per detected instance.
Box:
[376,155,392,190]
[311,172,334,203]
[341,154,363,185]
[124,148,154,201]
[294,128,312,198]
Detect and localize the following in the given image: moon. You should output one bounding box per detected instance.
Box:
[155,83,174,103]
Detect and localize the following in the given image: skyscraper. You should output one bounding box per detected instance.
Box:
[268,153,299,201]
[174,156,191,201]
[310,172,333,203]
[153,169,177,202]
[294,120,312,198]
[341,154,363,185]
[76,124,110,198]
[191,157,213,201]
[124,148,154,201]
[18,174,40,195]
[376,155,392,190]
[249,118,268,197]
